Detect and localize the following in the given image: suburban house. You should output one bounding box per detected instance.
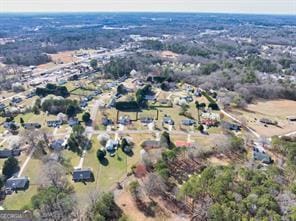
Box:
[181,119,196,126]
[144,95,156,101]
[80,100,88,108]
[141,140,161,149]
[222,122,241,131]
[201,118,219,127]
[140,117,154,124]
[287,116,296,122]
[118,115,131,125]
[47,120,63,128]
[105,139,119,156]
[3,122,19,130]
[5,176,30,192]
[194,89,202,97]
[68,118,80,127]
[72,168,94,182]
[175,140,194,148]
[11,97,22,104]
[23,123,41,129]
[163,116,175,125]
[0,103,5,111]
[0,148,21,158]
[50,139,67,151]
[253,146,273,164]
[102,117,113,126]
[181,95,193,103]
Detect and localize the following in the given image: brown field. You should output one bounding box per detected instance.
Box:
[231,99,296,137]
[160,50,179,59]
[35,51,79,71]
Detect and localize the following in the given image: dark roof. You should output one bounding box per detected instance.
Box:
[141,140,160,148]
[6,176,29,190]
[181,119,196,125]
[50,139,65,151]
[23,123,41,129]
[72,168,93,181]
[163,116,174,125]
[0,148,21,158]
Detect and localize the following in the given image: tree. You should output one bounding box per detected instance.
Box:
[160,131,174,149]
[87,192,123,221]
[97,149,106,161]
[66,104,77,118]
[82,112,91,124]
[195,101,201,123]
[198,124,204,132]
[20,117,24,125]
[2,157,19,178]
[90,59,98,70]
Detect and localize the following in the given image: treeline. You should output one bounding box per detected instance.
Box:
[0,41,52,66]
[36,84,70,98]
[104,54,161,78]
[142,40,211,58]
[41,98,81,115]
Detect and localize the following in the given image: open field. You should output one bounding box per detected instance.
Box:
[35,51,79,71]
[231,99,296,137]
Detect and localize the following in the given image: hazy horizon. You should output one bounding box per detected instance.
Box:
[1,0,295,15]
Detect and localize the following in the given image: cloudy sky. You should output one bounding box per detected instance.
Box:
[1,0,295,14]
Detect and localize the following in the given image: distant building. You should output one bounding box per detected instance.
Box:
[259,118,277,125]
[287,116,296,122]
[0,103,5,111]
[23,123,41,129]
[11,97,22,104]
[221,122,241,131]
[118,115,131,125]
[47,120,63,128]
[144,95,156,101]
[102,117,113,126]
[181,119,196,126]
[163,116,174,125]
[140,117,154,124]
[141,140,160,149]
[72,168,94,182]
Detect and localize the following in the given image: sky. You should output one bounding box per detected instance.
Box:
[0,0,295,14]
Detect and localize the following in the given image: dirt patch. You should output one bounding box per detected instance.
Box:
[231,99,296,137]
[160,51,179,59]
[116,190,155,221]
[35,51,79,71]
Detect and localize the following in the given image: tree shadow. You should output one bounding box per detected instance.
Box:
[99,158,109,166]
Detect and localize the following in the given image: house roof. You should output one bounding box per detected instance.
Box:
[6,176,29,190]
[175,141,193,148]
[181,119,195,125]
[72,168,92,180]
[141,140,160,148]
[50,139,65,151]
[0,148,21,158]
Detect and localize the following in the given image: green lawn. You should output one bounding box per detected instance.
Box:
[71,134,147,209]
[3,157,43,210]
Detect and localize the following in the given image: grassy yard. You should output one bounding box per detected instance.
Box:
[72,133,152,209]
[3,157,43,210]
